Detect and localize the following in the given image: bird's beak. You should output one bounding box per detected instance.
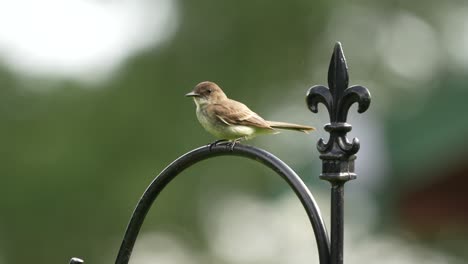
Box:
[185,91,200,97]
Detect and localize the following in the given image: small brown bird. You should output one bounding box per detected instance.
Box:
[186,81,314,149]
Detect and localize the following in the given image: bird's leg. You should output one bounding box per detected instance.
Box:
[209,139,229,151]
[228,137,246,151]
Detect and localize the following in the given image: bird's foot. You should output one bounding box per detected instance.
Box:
[228,141,237,151]
[209,139,229,151]
[227,137,246,151]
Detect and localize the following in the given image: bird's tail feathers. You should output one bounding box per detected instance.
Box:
[267,121,315,134]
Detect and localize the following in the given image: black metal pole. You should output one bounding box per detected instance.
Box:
[330,183,344,264]
[306,42,371,264]
[69,42,370,264]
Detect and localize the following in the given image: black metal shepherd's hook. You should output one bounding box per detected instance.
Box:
[307,42,371,264]
[69,42,370,264]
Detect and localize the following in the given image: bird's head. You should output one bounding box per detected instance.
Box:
[185,81,227,106]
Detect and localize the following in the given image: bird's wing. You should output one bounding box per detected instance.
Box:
[209,100,273,130]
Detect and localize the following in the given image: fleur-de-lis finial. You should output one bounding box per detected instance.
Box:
[306,42,371,182]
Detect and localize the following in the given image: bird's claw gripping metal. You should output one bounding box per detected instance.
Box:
[208,139,229,151]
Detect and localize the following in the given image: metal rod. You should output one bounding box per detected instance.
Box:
[330,182,344,264]
[69,42,371,264]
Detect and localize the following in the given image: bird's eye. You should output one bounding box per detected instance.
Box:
[207,89,212,94]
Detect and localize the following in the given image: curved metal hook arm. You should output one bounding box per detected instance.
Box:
[112,144,330,264]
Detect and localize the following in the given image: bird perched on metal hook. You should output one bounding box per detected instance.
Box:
[186,81,315,150]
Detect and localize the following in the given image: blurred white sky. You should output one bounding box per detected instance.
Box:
[0,0,177,83]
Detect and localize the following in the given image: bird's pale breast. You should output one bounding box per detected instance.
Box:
[196,106,256,140]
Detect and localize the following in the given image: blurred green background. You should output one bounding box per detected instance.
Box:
[0,0,467,263]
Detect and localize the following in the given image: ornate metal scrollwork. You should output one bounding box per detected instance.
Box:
[306,42,371,182]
